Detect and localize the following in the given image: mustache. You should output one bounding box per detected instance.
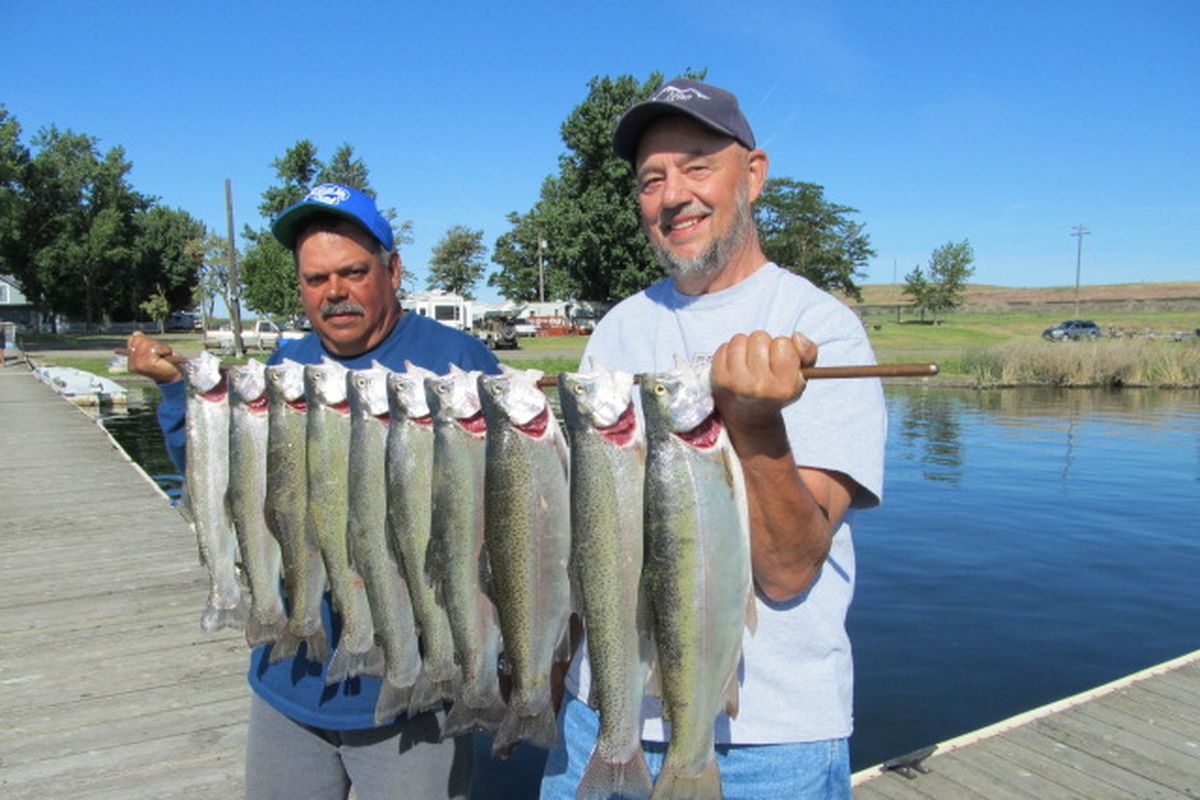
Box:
[321,301,366,319]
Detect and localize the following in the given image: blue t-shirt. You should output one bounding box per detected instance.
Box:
[157,311,500,729]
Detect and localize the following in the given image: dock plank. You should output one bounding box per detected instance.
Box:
[0,367,249,798]
[854,651,1200,799]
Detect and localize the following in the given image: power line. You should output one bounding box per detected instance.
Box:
[1071,224,1090,315]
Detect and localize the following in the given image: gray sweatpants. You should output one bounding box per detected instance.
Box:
[245,693,473,799]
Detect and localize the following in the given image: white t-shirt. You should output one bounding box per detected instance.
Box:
[565,262,887,743]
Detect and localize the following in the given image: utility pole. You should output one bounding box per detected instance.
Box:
[225,178,245,356]
[537,238,547,303]
[1071,224,1089,315]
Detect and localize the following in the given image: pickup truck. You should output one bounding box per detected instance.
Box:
[204,320,304,351]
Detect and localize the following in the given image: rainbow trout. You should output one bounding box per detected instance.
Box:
[347,362,421,723]
[183,350,247,632]
[264,359,327,663]
[558,363,653,800]
[641,357,753,800]
[425,365,505,737]
[479,365,573,755]
[386,362,460,715]
[227,358,286,647]
[305,357,383,683]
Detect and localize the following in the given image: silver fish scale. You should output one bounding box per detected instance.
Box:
[385,383,459,713]
[641,375,750,798]
[305,365,382,683]
[347,368,420,723]
[264,367,327,663]
[184,369,247,633]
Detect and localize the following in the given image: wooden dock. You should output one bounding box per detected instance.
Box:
[853,649,1200,799]
[0,363,247,798]
[4,359,1199,799]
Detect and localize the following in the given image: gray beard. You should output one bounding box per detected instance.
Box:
[650,188,754,280]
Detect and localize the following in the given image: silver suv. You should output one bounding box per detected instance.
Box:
[1043,320,1102,341]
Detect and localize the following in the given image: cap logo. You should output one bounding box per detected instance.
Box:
[653,85,711,103]
[305,184,351,206]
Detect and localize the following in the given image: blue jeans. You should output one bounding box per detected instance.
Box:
[540,695,850,800]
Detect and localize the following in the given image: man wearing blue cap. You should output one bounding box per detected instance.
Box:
[541,80,886,799]
[126,183,500,799]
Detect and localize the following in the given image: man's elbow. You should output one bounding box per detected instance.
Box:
[754,558,825,603]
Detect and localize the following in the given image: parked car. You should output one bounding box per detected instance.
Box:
[204,320,303,351]
[474,313,519,350]
[512,318,539,337]
[165,311,200,332]
[1042,320,1102,341]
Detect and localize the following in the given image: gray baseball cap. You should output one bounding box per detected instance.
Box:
[612,78,756,163]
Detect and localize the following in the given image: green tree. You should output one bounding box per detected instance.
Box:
[14,127,147,329]
[427,225,488,299]
[196,232,236,327]
[902,240,975,323]
[258,140,322,219]
[491,72,704,302]
[241,228,299,318]
[926,239,975,321]
[139,284,170,333]
[129,205,205,319]
[0,105,30,278]
[317,144,371,189]
[902,265,931,322]
[754,179,874,300]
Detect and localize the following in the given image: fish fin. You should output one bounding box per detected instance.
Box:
[374,679,414,726]
[492,704,558,755]
[745,586,758,636]
[441,694,506,738]
[244,610,288,648]
[200,592,248,633]
[326,643,385,684]
[577,745,653,800]
[406,666,458,716]
[651,757,721,800]
[478,544,496,604]
[721,667,740,719]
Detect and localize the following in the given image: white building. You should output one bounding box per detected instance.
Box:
[400,290,474,331]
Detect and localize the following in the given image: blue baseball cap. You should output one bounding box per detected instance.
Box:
[612,78,756,164]
[271,183,394,252]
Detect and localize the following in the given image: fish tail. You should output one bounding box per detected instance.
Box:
[244,610,288,648]
[200,593,248,633]
[577,745,653,800]
[269,623,327,664]
[492,704,559,755]
[374,679,414,726]
[650,757,722,800]
[441,693,506,739]
[326,643,385,685]
[406,666,458,716]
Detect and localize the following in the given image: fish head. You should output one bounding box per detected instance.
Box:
[228,358,268,409]
[265,359,306,409]
[304,357,349,408]
[347,363,390,419]
[640,356,715,439]
[387,361,434,422]
[425,364,485,435]
[558,361,638,443]
[185,351,225,398]
[479,367,552,439]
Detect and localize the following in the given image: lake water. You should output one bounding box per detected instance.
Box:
[98,384,1200,774]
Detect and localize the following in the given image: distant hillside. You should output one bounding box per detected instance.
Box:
[840,282,1200,310]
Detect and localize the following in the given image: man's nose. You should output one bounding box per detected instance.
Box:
[660,170,691,211]
[324,274,348,299]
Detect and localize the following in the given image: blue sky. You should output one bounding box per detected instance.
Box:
[4,1,1197,302]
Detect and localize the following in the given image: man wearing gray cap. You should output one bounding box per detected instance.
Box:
[541,79,887,798]
[126,183,500,799]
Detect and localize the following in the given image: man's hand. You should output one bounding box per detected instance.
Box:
[124,331,184,384]
[710,331,816,452]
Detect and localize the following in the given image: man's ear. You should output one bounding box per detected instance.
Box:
[746,148,769,204]
[389,252,403,291]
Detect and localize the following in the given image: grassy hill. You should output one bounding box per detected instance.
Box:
[840,281,1200,309]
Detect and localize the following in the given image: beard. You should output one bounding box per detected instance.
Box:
[648,185,754,280]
